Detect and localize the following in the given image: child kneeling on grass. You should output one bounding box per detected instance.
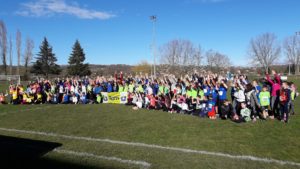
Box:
[220,99,233,120]
[96,93,102,104]
[79,92,87,104]
[233,102,251,123]
[207,95,216,120]
[71,93,78,104]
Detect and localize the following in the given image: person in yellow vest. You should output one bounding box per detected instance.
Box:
[28,93,33,104]
[191,87,198,99]
[137,83,144,93]
[18,85,24,94]
[35,92,43,104]
[198,88,205,100]
[9,84,14,104]
[23,92,32,104]
[118,83,124,92]
[96,93,102,104]
[158,83,164,95]
[45,90,51,103]
[12,88,18,104]
[22,92,28,104]
[128,81,135,93]
[186,86,192,98]
[123,83,129,92]
[18,85,24,104]
[28,93,34,104]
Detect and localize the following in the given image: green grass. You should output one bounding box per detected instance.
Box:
[0,81,10,93]
[0,104,300,168]
[0,78,299,169]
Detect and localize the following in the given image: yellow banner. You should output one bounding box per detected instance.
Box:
[101,92,127,104]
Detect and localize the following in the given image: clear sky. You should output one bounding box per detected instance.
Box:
[0,0,299,66]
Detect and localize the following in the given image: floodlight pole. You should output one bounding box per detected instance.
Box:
[150,15,157,78]
[294,31,300,75]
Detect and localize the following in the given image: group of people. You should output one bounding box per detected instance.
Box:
[0,70,298,123]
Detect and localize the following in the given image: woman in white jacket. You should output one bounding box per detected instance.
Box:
[233,80,246,115]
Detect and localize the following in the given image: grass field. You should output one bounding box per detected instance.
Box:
[0,79,300,169]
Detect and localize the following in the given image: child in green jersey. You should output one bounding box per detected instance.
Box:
[289,83,298,115]
[259,86,271,119]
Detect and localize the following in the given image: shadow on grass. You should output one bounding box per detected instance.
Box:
[0,135,123,169]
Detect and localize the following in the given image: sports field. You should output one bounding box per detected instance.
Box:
[0,79,300,169]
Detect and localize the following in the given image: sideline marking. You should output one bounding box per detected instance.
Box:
[0,127,299,167]
[53,148,151,169]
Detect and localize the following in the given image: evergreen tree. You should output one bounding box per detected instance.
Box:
[67,40,91,76]
[31,37,61,78]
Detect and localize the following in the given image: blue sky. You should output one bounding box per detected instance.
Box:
[0,0,299,66]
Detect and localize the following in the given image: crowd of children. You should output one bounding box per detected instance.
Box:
[0,70,298,123]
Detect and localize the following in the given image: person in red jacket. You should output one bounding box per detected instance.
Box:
[115,71,123,84]
[279,82,291,123]
[265,70,281,119]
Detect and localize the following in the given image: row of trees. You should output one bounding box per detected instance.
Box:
[249,32,300,74]
[159,33,300,75]
[0,20,91,78]
[0,20,33,76]
[159,39,231,73]
[31,38,91,78]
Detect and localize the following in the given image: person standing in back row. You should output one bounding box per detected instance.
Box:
[265,70,281,119]
[279,82,291,123]
[289,83,298,115]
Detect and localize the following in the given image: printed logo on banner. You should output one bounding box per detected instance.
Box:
[121,96,126,102]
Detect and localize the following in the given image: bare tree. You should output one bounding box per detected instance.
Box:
[283,35,300,75]
[9,36,12,75]
[206,49,231,72]
[160,39,203,73]
[160,39,179,67]
[0,20,7,75]
[16,29,21,75]
[206,50,215,70]
[248,33,281,73]
[24,37,34,76]
[193,45,203,67]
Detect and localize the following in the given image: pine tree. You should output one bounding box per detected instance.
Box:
[67,40,91,76]
[31,37,61,78]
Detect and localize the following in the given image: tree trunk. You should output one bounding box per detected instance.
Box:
[265,66,269,74]
[3,54,7,75]
[25,62,28,75]
[296,64,300,75]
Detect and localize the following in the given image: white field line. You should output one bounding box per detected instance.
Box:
[53,148,151,169]
[0,127,299,167]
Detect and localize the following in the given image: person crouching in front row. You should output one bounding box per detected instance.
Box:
[233,102,251,123]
